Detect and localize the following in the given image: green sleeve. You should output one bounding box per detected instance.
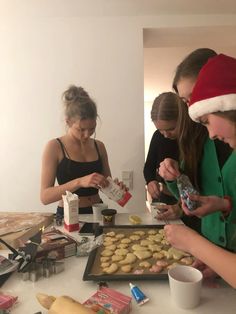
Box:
[165,180,180,200]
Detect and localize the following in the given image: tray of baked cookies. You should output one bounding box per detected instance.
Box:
[83,225,194,281]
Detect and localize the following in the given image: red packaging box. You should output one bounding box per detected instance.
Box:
[83,287,132,314]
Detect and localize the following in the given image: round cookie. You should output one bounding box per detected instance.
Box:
[149,264,163,273]
[121,265,132,273]
[117,243,129,249]
[131,244,147,251]
[133,250,152,260]
[104,236,113,242]
[148,244,162,252]
[140,239,154,246]
[139,261,151,268]
[105,244,117,251]
[156,260,169,267]
[106,231,116,237]
[100,256,110,262]
[103,241,114,247]
[115,248,129,256]
[103,263,118,274]
[111,255,123,262]
[148,229,158,235]
[121,238,132,244]
[116,233,125,239]
[152,234,163,243]
[101,262,110,268]
[133,230,145,236]
[181,257,194,265]
[152,252,164,259]
[129,234,141,241]
[101,249,113,257]
[119,253,136,265]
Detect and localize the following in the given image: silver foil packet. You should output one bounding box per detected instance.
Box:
[76,235,104,257]
[177,174,199,211]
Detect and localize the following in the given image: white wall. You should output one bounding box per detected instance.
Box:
[1,1,236,213]
[0,12,145,213]
[144,45,236,100]
[144,45,236,158]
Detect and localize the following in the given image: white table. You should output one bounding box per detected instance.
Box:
[78,212,183,225]
[2,213,236,313]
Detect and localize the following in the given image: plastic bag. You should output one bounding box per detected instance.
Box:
[76,235,104,257]
[177,174,199,211]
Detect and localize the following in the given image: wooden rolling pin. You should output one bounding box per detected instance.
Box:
[36,293,96,314]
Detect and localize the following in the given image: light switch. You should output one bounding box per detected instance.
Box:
[122,171,133,189]
[122,171,132,180]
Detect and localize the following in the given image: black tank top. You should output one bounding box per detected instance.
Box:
[56,138,103,197]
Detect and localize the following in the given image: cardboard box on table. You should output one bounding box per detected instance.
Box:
[35,229,77,261]
[0,212,54,249]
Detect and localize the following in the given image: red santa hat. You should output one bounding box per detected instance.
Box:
[188,54,236,122]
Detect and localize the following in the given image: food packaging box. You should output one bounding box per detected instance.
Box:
[35,229,77,261]
[63,191,79,232]
[83,286,132,314]
[100,177,132,207]
[0,292,18,310]
[0,212,54,249]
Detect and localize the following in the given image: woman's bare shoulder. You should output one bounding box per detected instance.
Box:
[43,138,62,156]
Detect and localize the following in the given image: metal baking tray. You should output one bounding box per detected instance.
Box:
[83,225,170,281]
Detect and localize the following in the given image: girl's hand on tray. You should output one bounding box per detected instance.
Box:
[164,224,197,253]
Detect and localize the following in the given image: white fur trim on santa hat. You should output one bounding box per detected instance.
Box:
[189,94,236,122]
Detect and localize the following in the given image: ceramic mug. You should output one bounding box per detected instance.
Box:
[168,265,203,309]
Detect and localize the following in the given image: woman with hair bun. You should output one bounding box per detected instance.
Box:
[40,85,111,217]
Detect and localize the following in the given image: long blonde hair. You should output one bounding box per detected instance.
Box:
[177,100,208,188]
[151,92,208,189]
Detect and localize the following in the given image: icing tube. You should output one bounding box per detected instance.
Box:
[129,283,149,306]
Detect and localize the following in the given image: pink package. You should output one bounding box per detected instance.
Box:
[117,191,132,207]
[83,286,132,314]
[100,177,132,207]
[0,293,18,310]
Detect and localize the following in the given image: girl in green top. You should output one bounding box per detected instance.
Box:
[156,93,236,252]
[165,53,236,288]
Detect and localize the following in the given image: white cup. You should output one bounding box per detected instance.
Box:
[168,265,203,309]
[92,203,108,221]
[150,202,166,220]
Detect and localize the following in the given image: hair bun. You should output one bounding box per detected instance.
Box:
[63,85,90,102]
[77,86,89,98]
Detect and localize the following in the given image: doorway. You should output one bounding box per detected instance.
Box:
[143,25,236,158]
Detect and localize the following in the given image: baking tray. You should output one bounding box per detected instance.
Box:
[83,225,171,281]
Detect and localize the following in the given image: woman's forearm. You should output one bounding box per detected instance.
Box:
[40,178,81,205]
[190,234,236,288]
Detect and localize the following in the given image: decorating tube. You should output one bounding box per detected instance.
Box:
[129,283,149,306]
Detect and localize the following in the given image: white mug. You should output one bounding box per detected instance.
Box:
[168,265,203,309]
[92,203,108,221]
[150,202,166,220]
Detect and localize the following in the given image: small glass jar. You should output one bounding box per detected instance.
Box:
[101,209,117,226]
